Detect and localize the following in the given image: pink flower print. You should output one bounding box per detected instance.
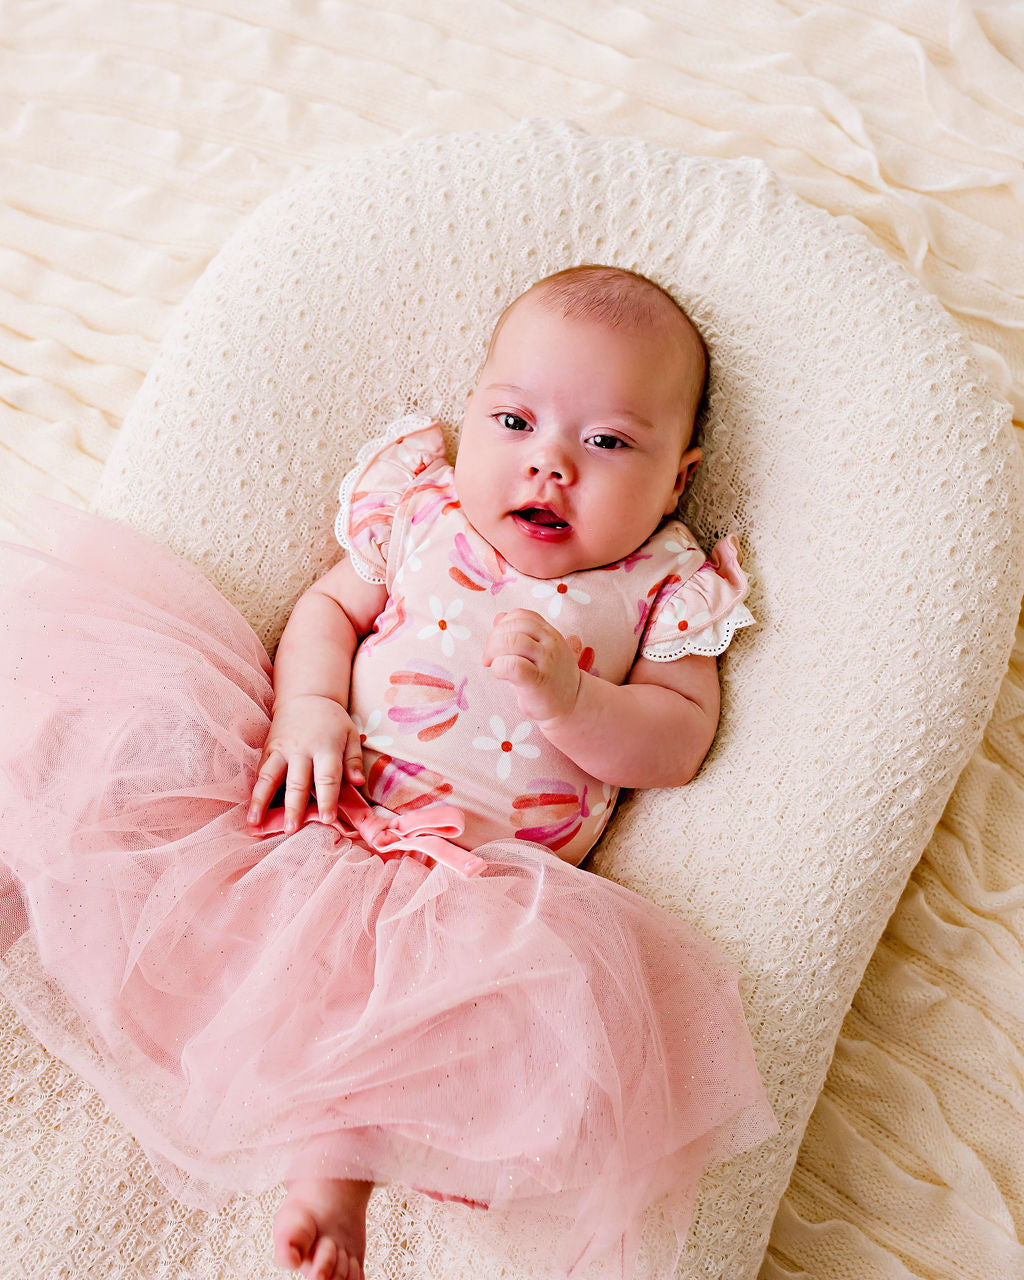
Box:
[347,489,391,549]
[387,662,469,741]
[472,716,540,781]
[417,596,470,656]
[512,779,590,852]
[634,574,681,635]
[598,546,653,573]
[567,634,596,675]
[363,594,407,649]
[390,433,431,478]
[351,709,393,752]
[448,531,515,594]
[406,476,461,526]
[531,579,590,620]
[365,753,453,813]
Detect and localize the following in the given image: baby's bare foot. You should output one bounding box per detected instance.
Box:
[274,1177,373,1280]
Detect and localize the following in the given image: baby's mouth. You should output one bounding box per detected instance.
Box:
[514,506,570,530]
[511,506,574,543]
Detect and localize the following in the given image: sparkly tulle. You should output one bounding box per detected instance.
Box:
[0,505,778,1278]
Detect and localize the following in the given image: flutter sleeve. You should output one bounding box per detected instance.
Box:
[334,415,448,584]
[640,533,755,661]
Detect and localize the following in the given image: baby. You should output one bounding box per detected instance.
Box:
[246,266,762,1280]
[0,262,774,1280]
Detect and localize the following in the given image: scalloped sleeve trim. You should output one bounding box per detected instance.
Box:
[640,532,755,661]
[334,414,446,585]
[641,600,755,660]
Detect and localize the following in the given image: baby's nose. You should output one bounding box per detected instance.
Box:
[527,450,574,484]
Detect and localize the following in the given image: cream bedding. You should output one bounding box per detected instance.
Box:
[1,3,1021,1278]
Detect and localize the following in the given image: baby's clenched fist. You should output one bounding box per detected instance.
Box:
[482,609,583,724]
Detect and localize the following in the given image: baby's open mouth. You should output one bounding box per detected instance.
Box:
[514,507,570,530]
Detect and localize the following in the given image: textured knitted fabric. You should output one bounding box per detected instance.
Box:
[3,120,1020,1279]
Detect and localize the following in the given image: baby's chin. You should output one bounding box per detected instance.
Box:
[496,531,647,579]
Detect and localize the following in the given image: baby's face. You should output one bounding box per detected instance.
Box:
[454,296,702,579]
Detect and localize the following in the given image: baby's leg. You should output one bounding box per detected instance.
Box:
[274,1178,373,1280]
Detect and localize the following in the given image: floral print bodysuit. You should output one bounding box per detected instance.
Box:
[337,415,754,866]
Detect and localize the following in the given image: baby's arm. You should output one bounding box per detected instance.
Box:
[483,610,720,788]
[247,559,388,832]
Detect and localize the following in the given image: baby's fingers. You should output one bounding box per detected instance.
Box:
[484,609,546,653]
[343,730,365,787]
[484,624,543,669]
[313,728,365,823]
[489,652,541,687]
[283,756,314,834]
[312,752,343,825]
[248,750,287,826]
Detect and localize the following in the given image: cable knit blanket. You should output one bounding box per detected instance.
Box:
[1,4,1022,1279]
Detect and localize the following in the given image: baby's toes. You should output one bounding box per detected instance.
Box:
[308,1235,338,1280]
[273,1204,317,1269]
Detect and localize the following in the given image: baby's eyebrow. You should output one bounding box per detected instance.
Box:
[586,409,657,436]
[608,411,655,433]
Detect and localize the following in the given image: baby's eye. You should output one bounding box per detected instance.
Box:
[588,434,627,450]
[496,413,530,432]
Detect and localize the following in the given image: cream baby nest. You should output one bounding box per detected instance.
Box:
[3,120,1022,1280]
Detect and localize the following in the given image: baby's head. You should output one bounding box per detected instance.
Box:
[454,265,708,579]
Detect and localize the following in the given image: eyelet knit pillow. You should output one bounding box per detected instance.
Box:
[84,120,1023,1280]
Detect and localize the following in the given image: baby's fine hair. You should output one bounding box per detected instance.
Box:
[486,264,710,445]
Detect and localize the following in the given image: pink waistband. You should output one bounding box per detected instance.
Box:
[258,780,486,878]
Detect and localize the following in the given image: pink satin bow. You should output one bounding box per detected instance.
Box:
[259,780,486,878]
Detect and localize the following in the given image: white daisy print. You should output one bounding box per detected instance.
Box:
[531,580,591,619]
[417,595,470,656]
[472,716,541,781]
[666,596,711,635]
[664,534,698,556]
[398,530,432,579]
[590,782,615,822]
[350,709,393,752]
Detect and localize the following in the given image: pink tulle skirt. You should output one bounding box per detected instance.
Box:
[0,504,778,1278]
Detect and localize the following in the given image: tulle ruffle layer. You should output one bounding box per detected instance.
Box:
[0,505,777,1278]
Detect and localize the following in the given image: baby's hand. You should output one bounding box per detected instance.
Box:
[247,694,365,833]
[482,609,583,724]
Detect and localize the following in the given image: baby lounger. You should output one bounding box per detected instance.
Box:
[3,120,1022,1279]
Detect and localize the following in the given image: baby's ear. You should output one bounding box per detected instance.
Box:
[666,446,701,513]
